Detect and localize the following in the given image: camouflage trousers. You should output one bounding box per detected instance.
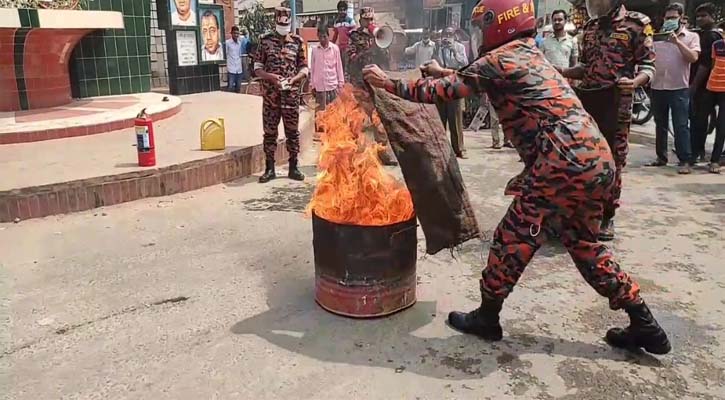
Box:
[262,89,301,162]
[480,190,642,311]
[577,86,633,220]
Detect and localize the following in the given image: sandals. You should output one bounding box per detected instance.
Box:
[709,163,721,174]
[677,164,692,175]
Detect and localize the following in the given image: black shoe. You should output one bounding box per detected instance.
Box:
[259,160,276,183]
[605,302,672,355]
[599,218,615,241]
[448,298,504,341]
[288,160,305,181]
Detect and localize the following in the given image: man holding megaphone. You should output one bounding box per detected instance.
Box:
[347,7,398,166]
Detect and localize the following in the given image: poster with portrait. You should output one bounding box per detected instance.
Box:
[169,0,198,28]
[198,5,225,63]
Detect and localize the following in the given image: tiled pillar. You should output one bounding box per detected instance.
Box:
[69,0,152,98]
[150,1,169,89]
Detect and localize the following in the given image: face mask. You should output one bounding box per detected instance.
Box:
[276,24,291,36]
[662,19,680,33]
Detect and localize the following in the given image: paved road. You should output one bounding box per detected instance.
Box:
[2,133,724,399]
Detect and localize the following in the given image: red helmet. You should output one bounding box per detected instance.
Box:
[471,0,536,53]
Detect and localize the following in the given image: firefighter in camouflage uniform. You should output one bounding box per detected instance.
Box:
[363,0,671,356]
[253,7,308,183]
[561,0,656,241]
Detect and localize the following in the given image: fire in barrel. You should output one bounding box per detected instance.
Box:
[306,86,417,318]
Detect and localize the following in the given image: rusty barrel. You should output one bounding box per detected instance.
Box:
[312,212,417,318]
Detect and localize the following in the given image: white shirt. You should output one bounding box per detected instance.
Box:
[225,38,243,73]
[203,46,224,61]
[172,10,196,27]
[405,40,437,67]
[437,41,468,69]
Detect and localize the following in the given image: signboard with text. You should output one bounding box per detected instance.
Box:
[176,30,199,66]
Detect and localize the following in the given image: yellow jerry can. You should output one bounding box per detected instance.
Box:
[200,118,226,151]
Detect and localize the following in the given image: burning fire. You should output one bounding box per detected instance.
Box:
[306,86,414,226]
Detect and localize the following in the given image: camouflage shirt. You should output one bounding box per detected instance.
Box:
[347,25,376,86]
[253,32,308,91]
[579,5,655,89]
[387,38,614,199]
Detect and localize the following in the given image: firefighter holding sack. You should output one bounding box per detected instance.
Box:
[363,0,670,356]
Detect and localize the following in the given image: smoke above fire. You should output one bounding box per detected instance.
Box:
[306,86,414,226]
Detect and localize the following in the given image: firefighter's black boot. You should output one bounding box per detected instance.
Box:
[259,160,276,183]
[599,217,615,241]
[605,302,672,355]
[448,297,504,341]
[288,159,305,181]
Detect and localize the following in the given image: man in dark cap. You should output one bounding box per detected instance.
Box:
[253,7,309,183]
[561,0,656,241]
[347,6,398,166]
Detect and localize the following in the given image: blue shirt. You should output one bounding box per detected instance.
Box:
[535,34,544,48]
[226,38,244,74]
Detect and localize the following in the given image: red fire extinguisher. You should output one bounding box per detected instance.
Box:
[135,108,156,167]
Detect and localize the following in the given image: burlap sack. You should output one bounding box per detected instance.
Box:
[370,85,482,255]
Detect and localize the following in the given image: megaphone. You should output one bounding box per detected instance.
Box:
[374,25,394,49]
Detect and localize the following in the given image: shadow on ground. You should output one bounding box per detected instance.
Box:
[230,269,663,382]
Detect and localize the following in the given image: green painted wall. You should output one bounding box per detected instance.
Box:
[70,0,152,98]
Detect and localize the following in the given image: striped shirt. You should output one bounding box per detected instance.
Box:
[541,34,578,69]
[706,39,725,92]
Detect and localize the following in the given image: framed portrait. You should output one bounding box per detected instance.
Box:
[198,5,225,63]
[176,30,199,66]
[169,0,198,28]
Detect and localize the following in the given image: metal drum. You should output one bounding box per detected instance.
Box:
[312,212,417,318]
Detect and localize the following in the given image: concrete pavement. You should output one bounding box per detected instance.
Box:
[1,132,724,399]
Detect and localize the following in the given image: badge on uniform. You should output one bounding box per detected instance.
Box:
[610,32,629,41]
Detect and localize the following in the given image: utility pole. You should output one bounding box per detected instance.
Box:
[291,0,297,31]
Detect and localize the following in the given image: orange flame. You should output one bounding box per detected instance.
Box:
[306,86,414,226]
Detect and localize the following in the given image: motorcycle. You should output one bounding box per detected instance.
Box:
[632,85,653,125]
